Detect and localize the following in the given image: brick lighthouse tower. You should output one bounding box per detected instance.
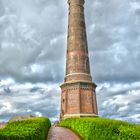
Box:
[60,0,98,119]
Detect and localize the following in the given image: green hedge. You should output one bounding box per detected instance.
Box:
[0,117,51,140]
[59,117,140,140]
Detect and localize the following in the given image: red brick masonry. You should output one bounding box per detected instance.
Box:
[60,0,98,119]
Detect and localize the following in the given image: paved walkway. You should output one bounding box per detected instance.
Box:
[47,127,81,140]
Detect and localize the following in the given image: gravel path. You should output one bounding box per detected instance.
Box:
[47,127,81,140]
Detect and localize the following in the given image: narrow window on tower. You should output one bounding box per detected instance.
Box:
[63,99,65,103]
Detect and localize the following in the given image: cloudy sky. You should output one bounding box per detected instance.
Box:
[0,0,140,124]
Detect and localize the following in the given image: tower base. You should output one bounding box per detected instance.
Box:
[63,113,98,119]
[60,81,98,120]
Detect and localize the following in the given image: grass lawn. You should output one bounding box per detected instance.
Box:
[60,117,140,140]
[0,117,51,140]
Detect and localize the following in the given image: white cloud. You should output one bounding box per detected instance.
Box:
[35,112,43,117]
[0,78,15,86]
[0,101,17,115]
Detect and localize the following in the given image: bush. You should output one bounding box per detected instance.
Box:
[0,117,51,140]
[59,117,140,140]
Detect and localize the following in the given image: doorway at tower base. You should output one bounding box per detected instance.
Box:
[63,113,98,119]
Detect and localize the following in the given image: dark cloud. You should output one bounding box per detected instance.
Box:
[3,87,11,94]
[0,0,66,83]
[86,0,140,83]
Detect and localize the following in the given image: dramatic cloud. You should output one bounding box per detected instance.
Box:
[0,0,140,123]
[0,79,60,122]
[97,82,140,124]
[0,0,66,83]
[87,0,140,83]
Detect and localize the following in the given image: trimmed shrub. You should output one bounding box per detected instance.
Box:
[59,117,140,140]
[0,117,51,140]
